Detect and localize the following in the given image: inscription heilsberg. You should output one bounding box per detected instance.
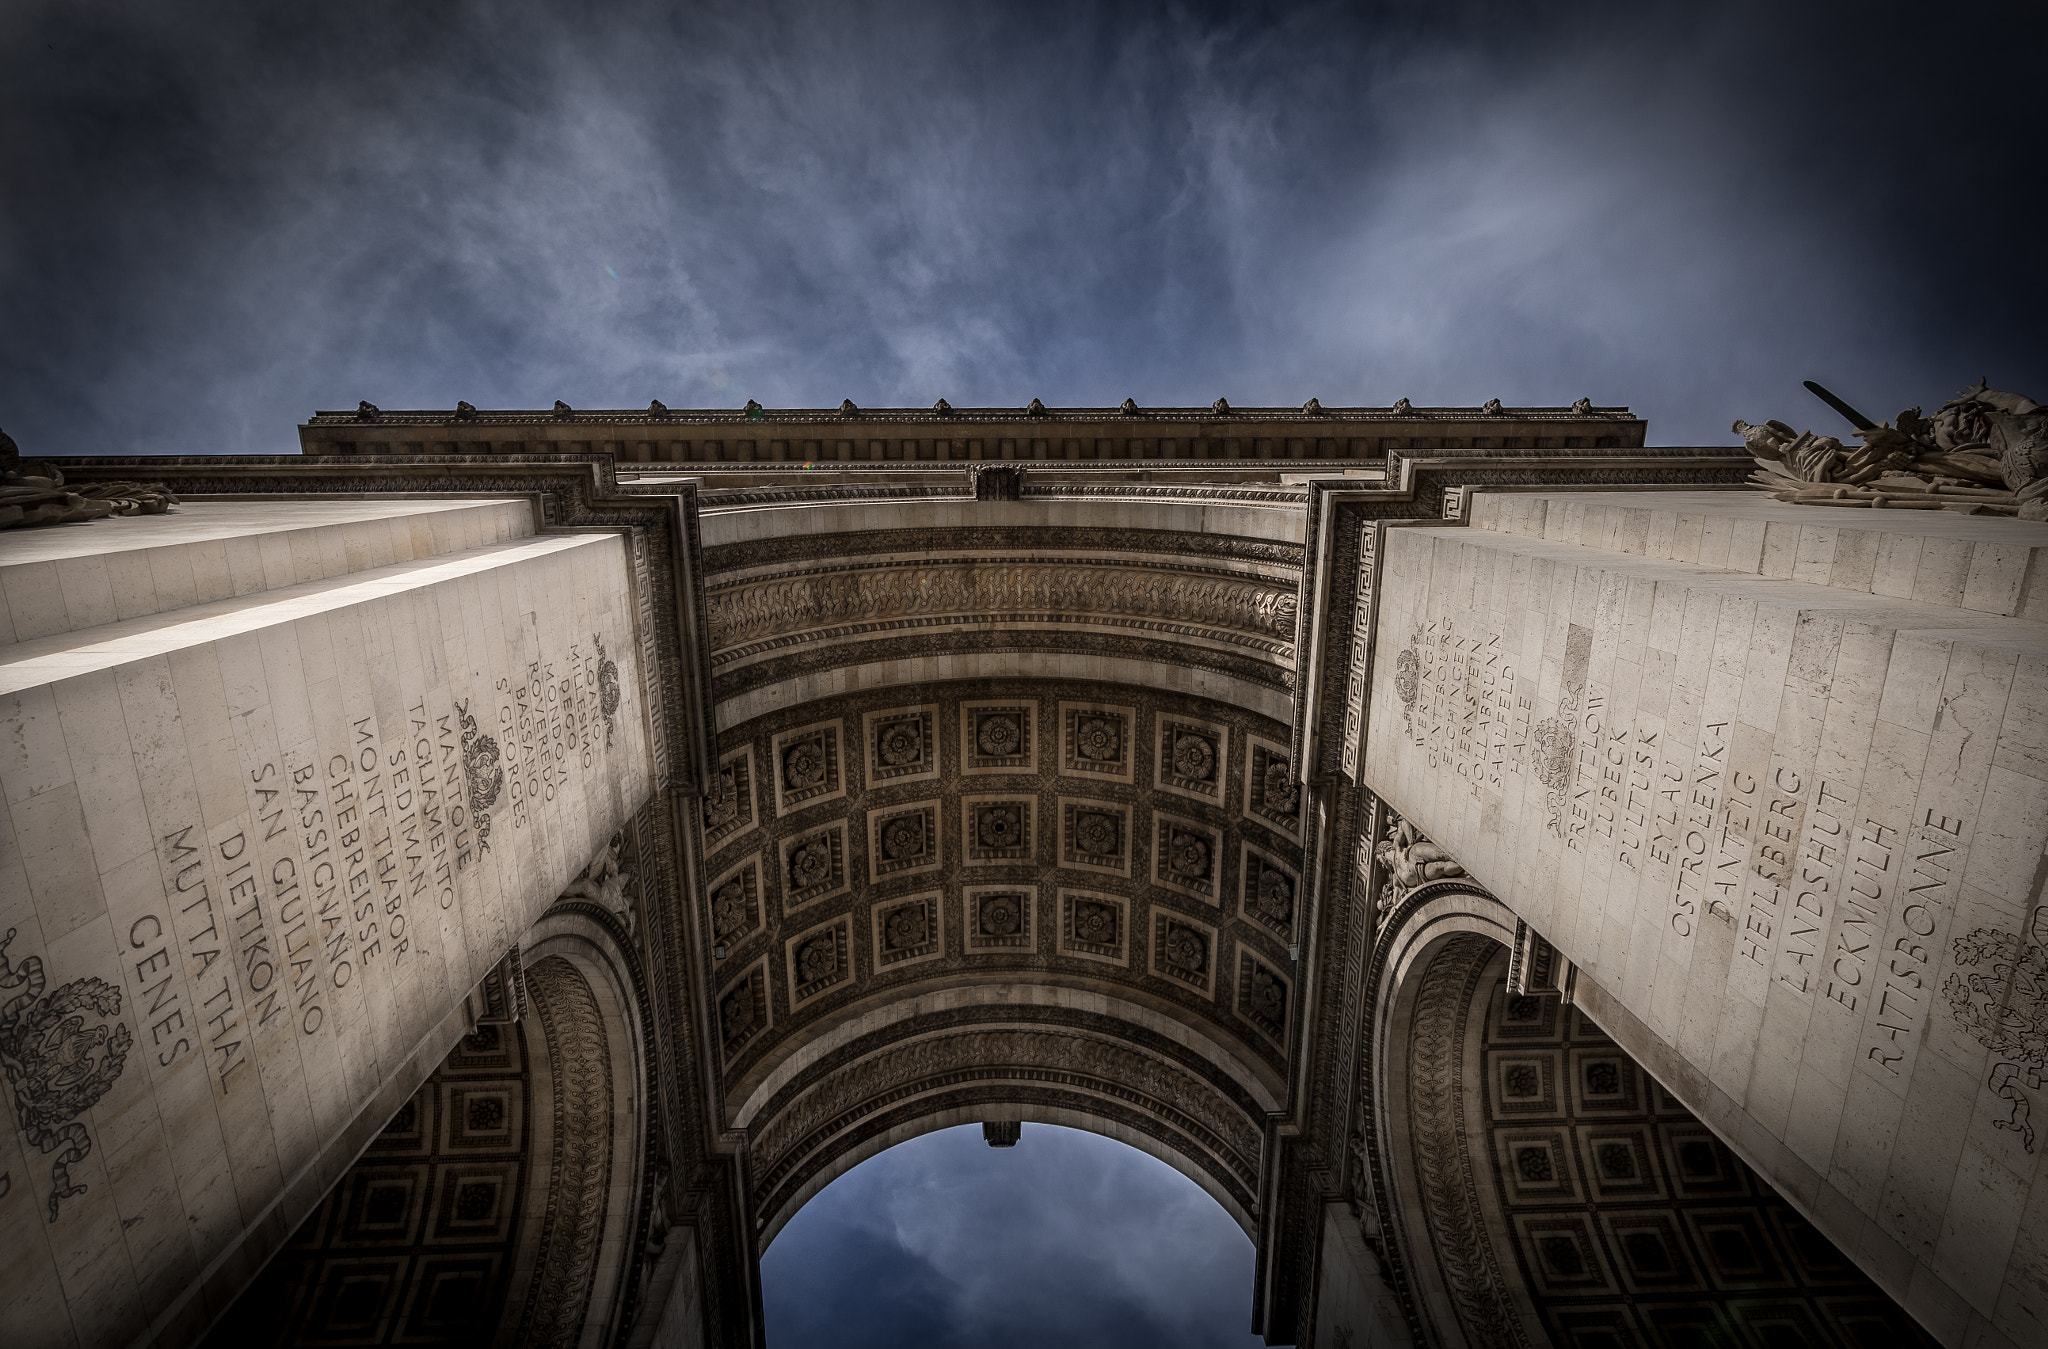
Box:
[1391,608,1949,1088]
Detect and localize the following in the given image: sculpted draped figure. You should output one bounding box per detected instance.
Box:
[1737,377,2048,518]
[1373,815,1466,921]
[0,427,176,528]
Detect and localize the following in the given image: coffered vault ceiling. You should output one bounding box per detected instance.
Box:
[685,483,1313,1244]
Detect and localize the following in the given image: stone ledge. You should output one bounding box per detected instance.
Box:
[1469,489,2048,621]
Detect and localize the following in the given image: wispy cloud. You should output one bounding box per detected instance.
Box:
[1,1,2039,450]
[761,1124,1263,1349]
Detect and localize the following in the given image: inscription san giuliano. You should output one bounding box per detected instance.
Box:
[1391,609,1964,1092]
[136,635,617,1107]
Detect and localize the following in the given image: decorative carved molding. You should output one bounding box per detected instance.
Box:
[515,957,616,1348]
[1945,924,2048,1151]
[1340,523,1379,779]
[748,1026,1263,1220]
[706,560,1300,661]
[0,928,132,1220]
[1404,936,1532,1349]
[705,523,1304,575]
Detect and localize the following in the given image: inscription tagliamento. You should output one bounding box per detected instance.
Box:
[0,627,628,1231]
[1386,610,2008,1124]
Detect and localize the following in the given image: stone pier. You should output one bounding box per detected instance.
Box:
[0,498,656,1346]
[1361,490,2048,1346]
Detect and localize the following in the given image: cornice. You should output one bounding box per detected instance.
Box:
[305,402,1643,430]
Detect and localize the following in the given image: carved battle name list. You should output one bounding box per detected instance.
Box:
[0,524,652,1344]
[1361,501,2048,1343]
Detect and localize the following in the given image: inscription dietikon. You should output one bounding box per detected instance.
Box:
[129,636,614,1124]
[1388,606,1982,1099]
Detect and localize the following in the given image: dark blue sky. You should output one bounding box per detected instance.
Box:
[4,1,2040,1341]
[761,1124,1265,1348]
[2,1,2042,458]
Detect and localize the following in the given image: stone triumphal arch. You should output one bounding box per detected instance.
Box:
[3,399,2042,1347]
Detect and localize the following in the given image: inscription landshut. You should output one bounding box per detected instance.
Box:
[1390,603,1988,1106]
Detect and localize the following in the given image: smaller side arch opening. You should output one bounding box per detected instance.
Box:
[200,951,644,1348]
[1365,899,1943,1349]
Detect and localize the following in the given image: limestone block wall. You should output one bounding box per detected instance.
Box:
[0,499,657,1347]
[1361,490,2048,1347]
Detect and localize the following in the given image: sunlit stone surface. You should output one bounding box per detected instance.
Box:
[0,499,653,1344]
[1363,490,2048,1345]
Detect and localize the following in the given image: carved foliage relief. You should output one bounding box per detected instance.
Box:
[705,559,1301,666]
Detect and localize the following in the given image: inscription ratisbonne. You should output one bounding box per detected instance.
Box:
[1385,606,1977,1098]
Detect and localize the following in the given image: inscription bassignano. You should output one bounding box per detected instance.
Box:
[141,639,622,1097]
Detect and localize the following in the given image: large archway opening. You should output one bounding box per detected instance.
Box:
[760,1122,1266,1349]
[1355,894,1946,1349]
[701,677,1301,1252]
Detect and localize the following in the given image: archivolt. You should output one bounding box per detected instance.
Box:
[514,956,617,1346]
[1351,884,1524,1349]
[743,1010,1271,1245]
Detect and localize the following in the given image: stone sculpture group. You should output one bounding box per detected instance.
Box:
[0,427,177,528]
[1736,379,2048,519]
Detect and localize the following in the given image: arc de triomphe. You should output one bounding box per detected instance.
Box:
[3,400,2041,1347]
